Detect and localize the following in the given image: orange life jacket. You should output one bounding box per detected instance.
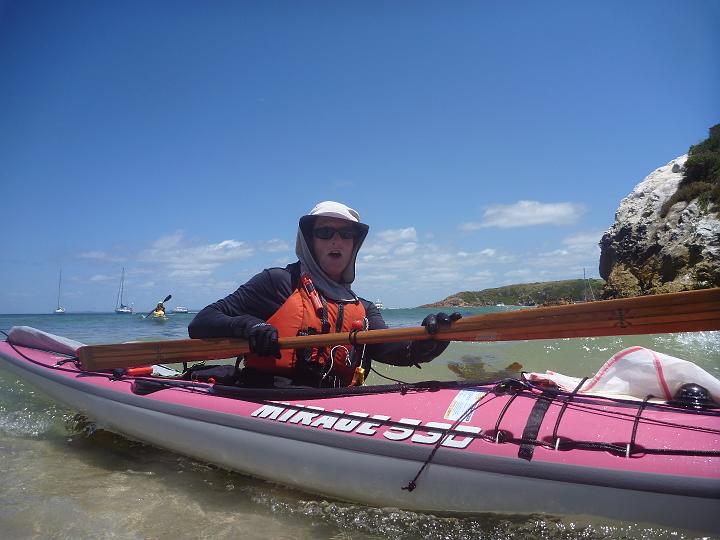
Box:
[243,276,367,387]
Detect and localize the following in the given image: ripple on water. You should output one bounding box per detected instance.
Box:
[243,491,712,540]
[655,331,720,358]
[0,394,67,439]
[0,408,57,438]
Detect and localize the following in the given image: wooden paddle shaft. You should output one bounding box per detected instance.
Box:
[77,288,720,370]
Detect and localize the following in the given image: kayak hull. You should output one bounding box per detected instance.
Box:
[1,337,718,533]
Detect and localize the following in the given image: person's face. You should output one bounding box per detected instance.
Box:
[311,216,356,282]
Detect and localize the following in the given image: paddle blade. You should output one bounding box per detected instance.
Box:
[439,290,720,342]
[78,337,251,371]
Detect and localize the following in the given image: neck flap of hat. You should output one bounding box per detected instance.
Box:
[295,201,369,302]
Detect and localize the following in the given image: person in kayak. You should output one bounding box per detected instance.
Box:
[153,302,166,317]
[188,201,460,387]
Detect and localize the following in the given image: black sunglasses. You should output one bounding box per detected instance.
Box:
[312,226,358,240]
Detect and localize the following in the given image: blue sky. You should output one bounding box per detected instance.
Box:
[1,1,718,313]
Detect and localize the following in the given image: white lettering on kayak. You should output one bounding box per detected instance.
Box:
[356,415,391,436]
[251,404,481,448]
[251,403,289,420]
[334,412,369,432]
[411,421,449,444]
[309,409,344,429]
[409,422,481,449]
[287,405,325,425]
[278,407,299,422]
[442,425,483,449]
[383,418,422,441]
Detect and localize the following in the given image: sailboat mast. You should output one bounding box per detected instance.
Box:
[57,268,62,309]
[116,267,125,309]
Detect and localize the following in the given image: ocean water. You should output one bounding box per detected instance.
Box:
[0,310,718,540]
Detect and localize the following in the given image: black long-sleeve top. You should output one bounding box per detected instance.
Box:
[188,262,446,367]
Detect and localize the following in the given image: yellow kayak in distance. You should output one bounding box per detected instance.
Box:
[150,310,168,322]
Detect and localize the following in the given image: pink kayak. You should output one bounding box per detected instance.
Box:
[1,326,718,533]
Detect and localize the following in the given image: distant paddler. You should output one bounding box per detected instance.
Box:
[152,302,166,318]
[142,294,171,320]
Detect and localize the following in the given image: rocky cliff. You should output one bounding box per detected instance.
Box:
[599,155,720,298]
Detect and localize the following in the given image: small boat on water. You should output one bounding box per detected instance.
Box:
[171,306,189,314]
[0,325,718,533]
[374,299,384,309]
[114,268,133,314]
[53,268,65,314]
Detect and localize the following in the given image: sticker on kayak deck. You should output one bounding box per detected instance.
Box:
[444,389,486,422]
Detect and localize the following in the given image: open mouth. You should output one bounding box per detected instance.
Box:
[328,250,343,258]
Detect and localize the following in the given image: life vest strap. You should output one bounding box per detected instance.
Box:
[336,303,344,332]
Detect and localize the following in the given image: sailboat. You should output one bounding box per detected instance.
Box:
[578,268,597,304]
[114,268,133,314]
[53,268,65,314]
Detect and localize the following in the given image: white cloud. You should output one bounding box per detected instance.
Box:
[460,200,586,230]
[168,268,215,279]
[88,274,115,282]
[151,233,183,250]
[465,270,495,284]
[531,230,603,265]
[361,272,400,282]
[394,242,417,256]
[562,230,604,249]
[261,239,290,253]
[377,228,418,243]
[139,234,255,280]
[540,249,570,257]
[504,268,534,280]
[79,251,125,262]
[416,268,464,283]
[525,232,601,274]
[363,227,419,257]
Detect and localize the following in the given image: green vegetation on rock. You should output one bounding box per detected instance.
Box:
[661,123,720,217]
[422,278,605,307]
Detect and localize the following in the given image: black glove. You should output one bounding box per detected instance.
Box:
[421,312,462,335]
[248,322,281,358]
[409,312,462,367]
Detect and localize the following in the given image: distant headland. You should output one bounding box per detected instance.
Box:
[420,278,605,308]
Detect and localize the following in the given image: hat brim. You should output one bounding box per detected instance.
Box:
[299,215,369,237]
